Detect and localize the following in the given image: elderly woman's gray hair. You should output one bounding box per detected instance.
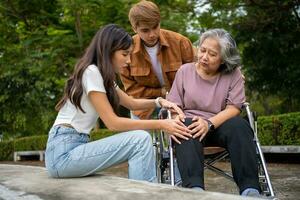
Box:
[199,28,241,73]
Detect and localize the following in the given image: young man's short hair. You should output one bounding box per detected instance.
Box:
[128,0,161,29]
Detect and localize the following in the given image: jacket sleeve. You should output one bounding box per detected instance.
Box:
[180,37,195,64]
[119,67,163,98]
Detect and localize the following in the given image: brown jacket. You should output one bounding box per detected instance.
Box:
[119,29,194,119]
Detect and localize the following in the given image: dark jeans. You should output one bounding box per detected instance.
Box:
[174,116,260,194]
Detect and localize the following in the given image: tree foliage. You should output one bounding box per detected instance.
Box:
[0,0,196,138]
[1,0,298,139]
[194,0,300,113]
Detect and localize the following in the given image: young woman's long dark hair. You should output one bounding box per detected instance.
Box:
[55,24,132,114]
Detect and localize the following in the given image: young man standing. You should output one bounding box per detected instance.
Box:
[120,0,195,120]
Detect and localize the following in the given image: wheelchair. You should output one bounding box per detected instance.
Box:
[153,102,275,198]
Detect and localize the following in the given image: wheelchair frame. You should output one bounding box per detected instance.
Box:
[153,102,275,197]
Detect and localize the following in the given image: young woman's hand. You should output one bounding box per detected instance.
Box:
[188,116,209,142]
[161,118,192,144]
[159,98,185,121]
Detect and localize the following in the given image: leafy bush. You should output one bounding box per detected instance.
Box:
[258,112,300,145]
[0,140,14,161]
[90,129,117,141]
[0,129,117,160]
[14,135,48,152]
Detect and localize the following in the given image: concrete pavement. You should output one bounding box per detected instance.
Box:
[102,161,300,200]
[0,164,261,200]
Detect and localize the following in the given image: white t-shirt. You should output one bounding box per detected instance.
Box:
[53,65,106,134]
[144,43,165,86]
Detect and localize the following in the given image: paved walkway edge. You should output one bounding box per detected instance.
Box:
[0,164,260,200]
[261,145,300,153]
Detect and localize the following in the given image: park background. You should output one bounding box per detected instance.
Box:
[0,0,299,157]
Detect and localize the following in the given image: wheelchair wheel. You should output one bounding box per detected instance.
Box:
[154,130,173,184]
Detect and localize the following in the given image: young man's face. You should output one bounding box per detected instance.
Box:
[134,23,160,47]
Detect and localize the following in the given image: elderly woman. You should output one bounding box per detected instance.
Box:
[167,29,261,196]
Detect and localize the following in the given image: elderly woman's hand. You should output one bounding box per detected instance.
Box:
[188,116,210,141]
[158,98,185,121]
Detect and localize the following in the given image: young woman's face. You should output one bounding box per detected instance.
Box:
[112,46,133,73]
[198,37,223,74]
[134,23,160,47]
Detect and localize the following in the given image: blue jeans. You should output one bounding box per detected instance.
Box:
[45,125,156,182]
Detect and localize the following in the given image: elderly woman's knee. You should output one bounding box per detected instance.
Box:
[175,138,203,152]
[222,117,251,131]
[220,116,253,140]
[226,116,247,125]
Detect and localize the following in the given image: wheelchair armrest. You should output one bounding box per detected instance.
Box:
[241,102,250,110]
[243,102,258,119]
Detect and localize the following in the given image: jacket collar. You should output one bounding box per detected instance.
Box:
[132,29,170,54]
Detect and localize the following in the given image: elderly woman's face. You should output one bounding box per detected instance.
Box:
[198,37,222,74]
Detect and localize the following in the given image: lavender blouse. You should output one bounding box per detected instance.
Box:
[167,63,245,119]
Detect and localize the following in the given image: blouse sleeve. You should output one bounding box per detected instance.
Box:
[82,65,106,95]
[226,68,246,109]
[167,67,185,109]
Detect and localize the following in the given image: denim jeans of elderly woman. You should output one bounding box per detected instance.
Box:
[45,125,156,182]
